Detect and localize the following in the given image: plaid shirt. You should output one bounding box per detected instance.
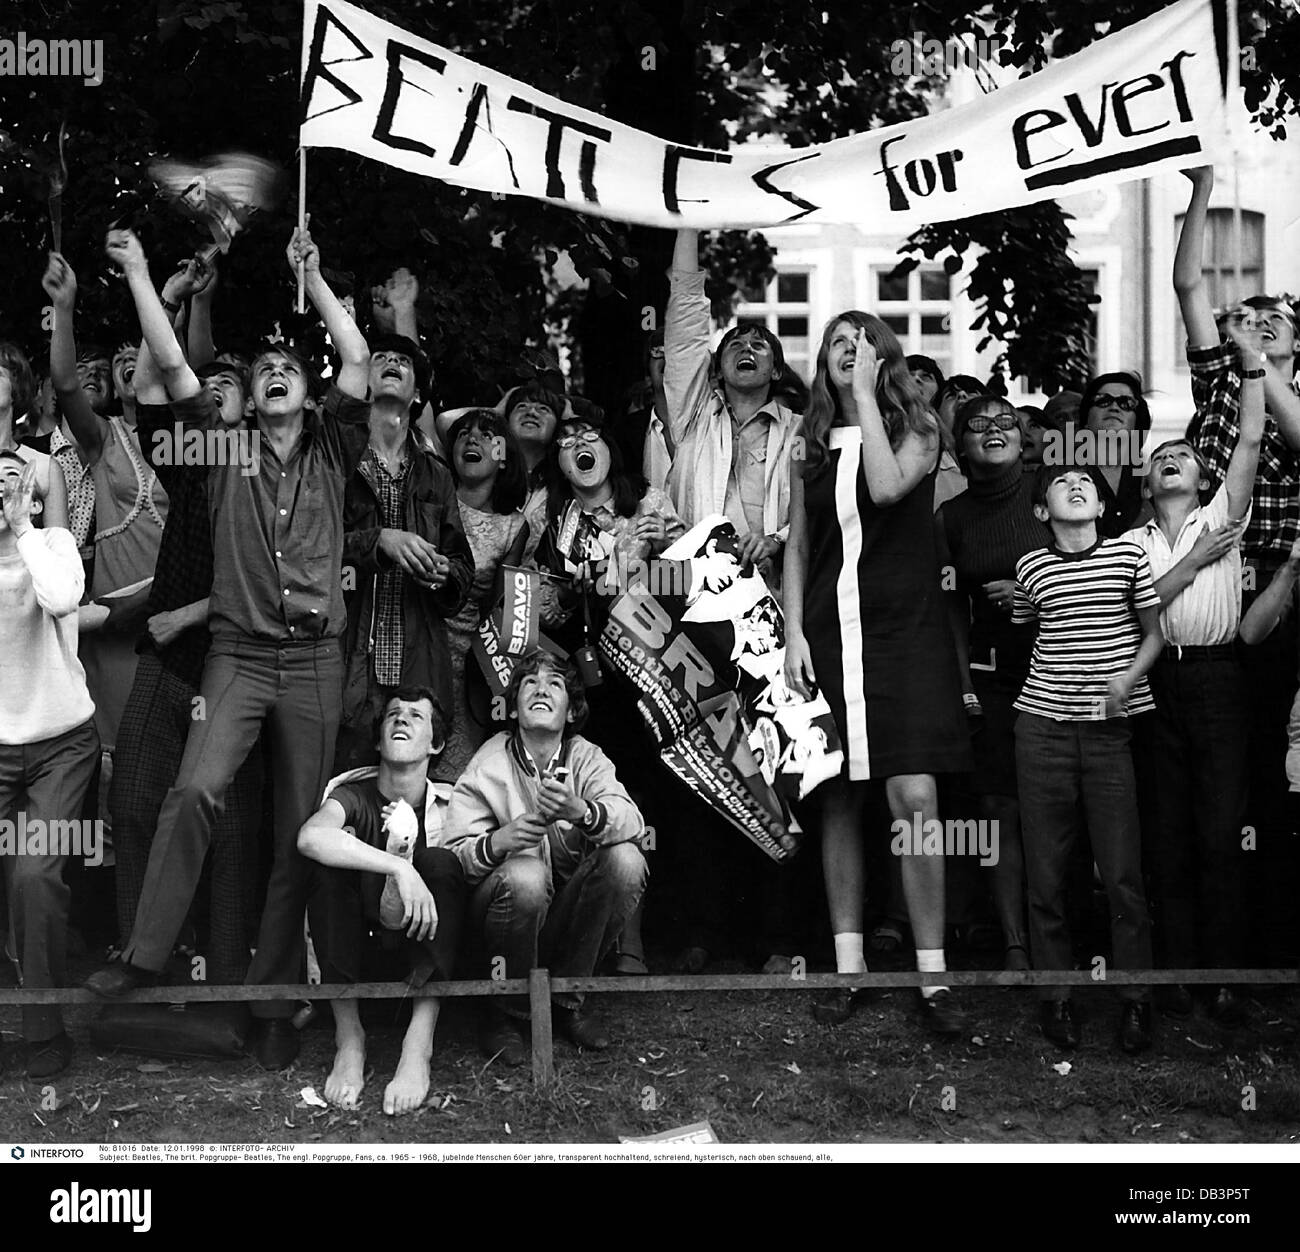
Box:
[364,444,410,686]
[1185,341,1300,559]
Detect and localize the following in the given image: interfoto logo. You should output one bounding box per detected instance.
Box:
[0,33,103,87]
[0,813,105,866]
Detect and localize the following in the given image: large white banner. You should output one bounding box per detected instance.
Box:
[300,0,1224,231]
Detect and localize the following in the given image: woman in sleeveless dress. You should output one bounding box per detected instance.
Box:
[784,312,970,1032]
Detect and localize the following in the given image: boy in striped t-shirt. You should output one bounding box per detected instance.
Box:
[1011,466,1163,1055]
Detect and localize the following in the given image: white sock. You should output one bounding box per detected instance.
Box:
[916,948,949,999]
[833,932,868,976]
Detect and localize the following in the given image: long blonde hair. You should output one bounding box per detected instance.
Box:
[801,311,936,475]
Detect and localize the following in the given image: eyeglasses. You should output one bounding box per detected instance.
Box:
[1090,393,1139,412]
[558,429,603,451]
[964,411,1020,433]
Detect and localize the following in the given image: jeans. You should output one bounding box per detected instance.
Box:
[123,636,343,1017]
[1015,713,1152,1002]
[1139,654,1248,969]
[470,842,647,1015]
[0,719,99,1040]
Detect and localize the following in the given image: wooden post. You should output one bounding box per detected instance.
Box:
[529,968,554,1086]
[296,148,307,313]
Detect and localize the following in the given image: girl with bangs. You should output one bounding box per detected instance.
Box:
[439,408,530,780]
[784,312,971,1033]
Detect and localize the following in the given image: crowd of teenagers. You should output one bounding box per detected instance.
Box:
[0,164,1297,1115]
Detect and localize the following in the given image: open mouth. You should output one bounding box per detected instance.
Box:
[121,365,136,385]
[736,357,758,373]
[264,380,289,400]
[1068,492,1088,505]
[461,446,483,464]
[390,728,411,741]
[574,449,597,473]
[1159,463,1181,479]
[381,366,403,381]
[983,435,1007,450]
[529,699,552,712]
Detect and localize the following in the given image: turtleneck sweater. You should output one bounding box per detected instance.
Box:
[940,462,1047,678]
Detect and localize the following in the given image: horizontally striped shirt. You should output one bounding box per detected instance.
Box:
[1012,537,1160,720]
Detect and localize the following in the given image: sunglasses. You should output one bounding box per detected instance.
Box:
[557,429,603,451]
[1090,393,1139,412]
[964,411,1020,433]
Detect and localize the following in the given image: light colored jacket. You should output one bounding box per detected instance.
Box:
[443,731,645,884]
[663,267,800,542]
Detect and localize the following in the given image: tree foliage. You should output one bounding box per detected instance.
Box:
[1,0,1297,408]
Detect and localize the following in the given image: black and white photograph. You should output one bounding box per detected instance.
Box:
[0,0,1296,1224]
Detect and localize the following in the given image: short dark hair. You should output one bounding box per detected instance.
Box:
[504,381,567,424]
[713,322,787,383]
[196,359,250,404]
[546,413,646,522]
[937,374,985,405]
[952,394,1023,449]
[250,343,323,403]
[371,685,447,753]
[1079,371,1152,434]
[445,408,527,514]
[370,332,432,411]
[1032,462,1106,511]
[506,650,588,735]
[0,342,36,417]
[906,354,945,387]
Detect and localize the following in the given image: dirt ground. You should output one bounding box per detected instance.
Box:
[3,971,1297,1146]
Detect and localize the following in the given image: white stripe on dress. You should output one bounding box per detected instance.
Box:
[830,426,870,779]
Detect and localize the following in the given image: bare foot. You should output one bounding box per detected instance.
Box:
[324,1038,366,1108]
[383,1050,430,1116]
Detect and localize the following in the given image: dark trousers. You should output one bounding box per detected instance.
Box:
[470,842,647,1016]
[123,637,343,1017]
[0,719,99,1040]
[332,672,388,775]
[1016,713,1152,1002]
[111,653,264,983]
[1140,653,1248,969]
[1239,563,1300,965]
[311,845,467,987]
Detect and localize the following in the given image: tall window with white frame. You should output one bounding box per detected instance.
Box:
[1173,208,1265,364]
[734,268,814,384]
[871,264,953,375]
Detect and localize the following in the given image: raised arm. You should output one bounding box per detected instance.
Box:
[1174,167,1219,351]
[289,225,369,399]
[852,331,937,507]
[187,257,217,369]
[662,228,715,446]
[40,253,104,464]
[105,229,202,403]
[1224,321,1266,518]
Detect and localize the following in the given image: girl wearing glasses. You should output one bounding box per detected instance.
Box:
[936,397,1048,971]
[784,312,971,1033]
[1079,372,1154,538]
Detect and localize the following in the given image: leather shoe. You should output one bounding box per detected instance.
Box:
[1157,983,1194,1018]
[84,960,158,999]
[919,988,966,1037]
[1209,986,1246,1026]
[251,1018,300,1070]
[555,1006,610,1051]
[479,1010,527,1067]
[0,1032,73,1080]
[811,986,873,1026]
[1118,1001,1153,1054]
[1039,999,1080,1049]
